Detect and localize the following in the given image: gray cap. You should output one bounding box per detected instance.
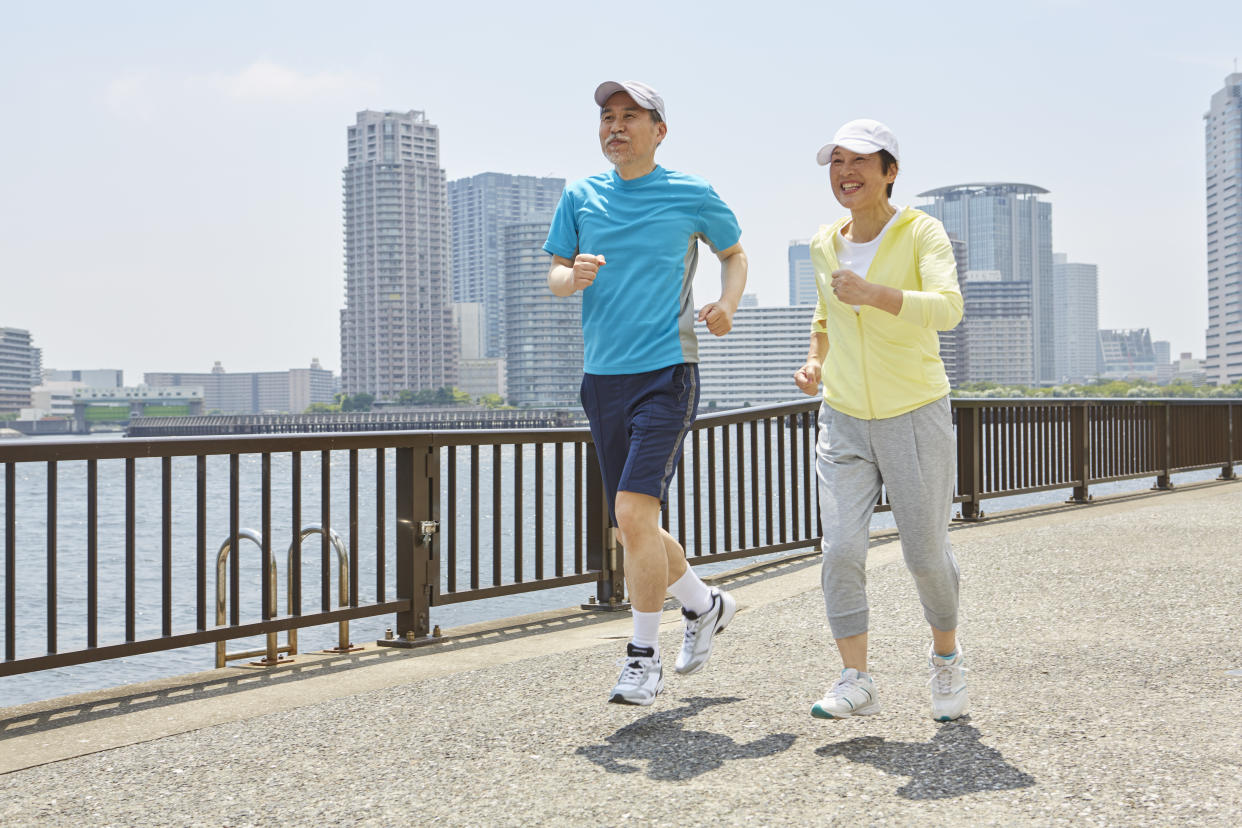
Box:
[594,80,666,122]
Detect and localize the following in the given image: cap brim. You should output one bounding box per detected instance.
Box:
[816,138,887,166]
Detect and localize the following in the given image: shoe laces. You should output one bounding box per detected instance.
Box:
[928,659,968,695]
[615,654,655,684]
[828,673,864,697]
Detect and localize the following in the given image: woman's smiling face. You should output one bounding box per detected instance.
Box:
[827,146,897,210]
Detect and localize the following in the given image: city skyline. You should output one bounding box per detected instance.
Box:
[2,2,1238,383]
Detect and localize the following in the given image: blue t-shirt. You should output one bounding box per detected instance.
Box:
[543,166,741,375]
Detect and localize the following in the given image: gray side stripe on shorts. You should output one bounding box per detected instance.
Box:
[661,366,698,501]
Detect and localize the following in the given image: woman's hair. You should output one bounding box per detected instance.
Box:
[879,150,898,198]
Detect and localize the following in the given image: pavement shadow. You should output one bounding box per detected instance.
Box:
[815,723,1035,800]
[576,696,797,781]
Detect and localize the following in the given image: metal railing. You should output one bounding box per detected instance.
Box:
[0,397,1237,679]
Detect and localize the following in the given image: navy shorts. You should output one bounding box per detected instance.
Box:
[580,363,700,523]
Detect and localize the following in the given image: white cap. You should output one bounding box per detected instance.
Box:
[594,80,666,122]
[816,119,900,165]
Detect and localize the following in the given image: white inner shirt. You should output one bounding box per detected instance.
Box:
[833,207,903,312]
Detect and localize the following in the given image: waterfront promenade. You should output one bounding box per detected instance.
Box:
[1,480,1239,825]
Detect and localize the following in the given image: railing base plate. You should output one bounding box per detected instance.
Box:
[248,655,294,667]
[322,645,366,654]
[581,600,631,612]
[375,636,438,649]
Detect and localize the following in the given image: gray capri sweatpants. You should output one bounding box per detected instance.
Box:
[817,396,959,639]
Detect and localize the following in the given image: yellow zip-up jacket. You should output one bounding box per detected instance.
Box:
[810,206,963,420]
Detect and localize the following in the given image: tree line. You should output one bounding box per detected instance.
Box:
[305,387,510,414]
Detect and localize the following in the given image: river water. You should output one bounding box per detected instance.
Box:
[0,433,1218,707]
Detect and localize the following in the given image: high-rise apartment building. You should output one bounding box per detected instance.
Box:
[959,272,1034,386]
[1204,73,1242,384]
[448,173,564,359]
[788,241,817,305]
[697,305,814,408]
[340,110,457,397]
[502,214,583,407]
[1051,253,1100,384]
[0,327,42,413]
[920,183,1053,384]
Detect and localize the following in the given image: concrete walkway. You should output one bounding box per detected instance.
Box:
[2,480,1241,826]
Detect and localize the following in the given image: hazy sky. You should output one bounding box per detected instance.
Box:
[2,0,1238,383]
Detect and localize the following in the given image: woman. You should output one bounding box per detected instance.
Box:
[793,118,967,721]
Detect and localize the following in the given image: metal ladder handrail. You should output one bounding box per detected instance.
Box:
[215,529,292,667]
[287,524,358,654]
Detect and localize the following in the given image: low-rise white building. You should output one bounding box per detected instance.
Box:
[697,305,814,410]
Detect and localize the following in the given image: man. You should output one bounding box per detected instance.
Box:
[545,80,748,706]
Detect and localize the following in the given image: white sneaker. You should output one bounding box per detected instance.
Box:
[811,668,881,719]
[609,644,663,706]
[928,646,969,721]
[674,588,738,675]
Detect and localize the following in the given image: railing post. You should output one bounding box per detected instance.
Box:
[1153,401,1173,490]
[395,441,435,640]
[1068,402,1091,503]
[585,445,627,609]
[955,404,984,521]
[1221,401,1237,481]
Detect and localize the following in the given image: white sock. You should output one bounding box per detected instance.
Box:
[630,609,662,655]
[668,568,713,616]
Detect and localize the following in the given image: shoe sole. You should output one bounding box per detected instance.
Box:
[811,701,881,720]
[608,679,664,706]
[674,593,738,676]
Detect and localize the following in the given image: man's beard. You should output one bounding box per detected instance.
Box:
[603,140,630,165]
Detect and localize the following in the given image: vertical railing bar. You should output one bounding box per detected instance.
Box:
[985,407,994,492]
[126,458,136,641]
[470,445,480,590]
[750,420,760,548]
[1024,407,1033,489]
[196,456,206,631]
[162,456,173,637]
[692,430,702,557]
[229,454,239,628]
[1039,406,1048,486]
[261,453,272,622]
[87,459,98,648]
[1008,407,1017,493]
[446,446,456,594]
[767,417,779,544]
[554,443,564,578]
[349,450,359,607]
[723,425,733,550]
[376,447,386,602]
[514,444,524,584]
[574,443,584,574]
[775,414,784,543]
[291,452,302,616]
[4,463,13,661]
[320,450,331,612]
[492,445,502,587]
[535,444,545,580]
[804,411,813,538]
[707,429,717,555]
[783,415,794,544]
[736,422,747,548]
[46,461,57,655]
